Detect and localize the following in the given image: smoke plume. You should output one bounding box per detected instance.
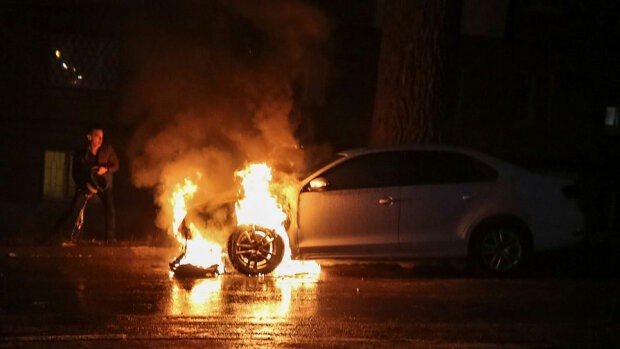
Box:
[121,0,329,233]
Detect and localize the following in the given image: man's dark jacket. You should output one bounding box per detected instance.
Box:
[72,143,119,190]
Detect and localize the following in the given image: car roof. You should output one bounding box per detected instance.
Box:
[299,144,528,185]
[337,144,482,158]
[338,145,525,172]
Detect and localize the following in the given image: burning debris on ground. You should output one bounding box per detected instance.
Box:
[169,252,220,278]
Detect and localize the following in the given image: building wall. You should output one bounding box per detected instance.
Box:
[0,1,157,240]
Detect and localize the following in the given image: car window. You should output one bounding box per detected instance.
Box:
[400,151,498,185]
[319,152,400,190]
[302,153,346,178]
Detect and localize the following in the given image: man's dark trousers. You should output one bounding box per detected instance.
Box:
[65,188,115,241]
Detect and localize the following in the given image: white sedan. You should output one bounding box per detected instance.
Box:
[292,145,583,273]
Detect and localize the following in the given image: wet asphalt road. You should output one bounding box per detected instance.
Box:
[0,245,619,348]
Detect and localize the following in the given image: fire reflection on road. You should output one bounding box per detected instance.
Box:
[167,273,320,321]
[169,277,222,316]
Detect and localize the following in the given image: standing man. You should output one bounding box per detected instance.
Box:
[60,125,119,244]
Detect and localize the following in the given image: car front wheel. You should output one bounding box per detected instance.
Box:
[227,225,285,276]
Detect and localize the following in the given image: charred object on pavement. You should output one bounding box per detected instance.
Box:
[169,251,220,278]
[169,215,222,278]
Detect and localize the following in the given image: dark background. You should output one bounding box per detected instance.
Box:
[0,0,618,242]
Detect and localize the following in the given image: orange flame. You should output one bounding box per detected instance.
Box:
[169,176,224,272]
[168,163,319,277]
[235,163,320,277]
[170,177,197,237]
[235,163,287,232]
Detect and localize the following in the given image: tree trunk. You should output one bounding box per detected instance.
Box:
[370,0,461,146]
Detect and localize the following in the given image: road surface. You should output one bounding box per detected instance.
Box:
[0,245,618,348]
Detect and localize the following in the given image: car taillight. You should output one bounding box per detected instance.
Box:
[562,184,578,200]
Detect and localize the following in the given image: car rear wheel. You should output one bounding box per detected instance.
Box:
[227,225,285,276]
[470,225,529,274]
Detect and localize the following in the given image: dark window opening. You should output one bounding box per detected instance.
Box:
[320,152,400,190]
[400,151,498,185]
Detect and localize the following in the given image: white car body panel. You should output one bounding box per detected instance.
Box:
[295,145,583,260]
[298,187,400,249]
[398,181,498,257]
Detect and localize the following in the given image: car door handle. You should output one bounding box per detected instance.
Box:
[379,196,395,206]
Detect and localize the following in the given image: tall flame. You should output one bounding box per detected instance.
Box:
[170,177,197,237]
[235,163,320,276]
[235,164,287,231]
[169,176,223,271]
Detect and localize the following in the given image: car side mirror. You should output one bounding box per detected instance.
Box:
[308,177,328,192]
